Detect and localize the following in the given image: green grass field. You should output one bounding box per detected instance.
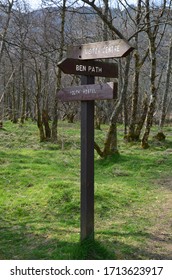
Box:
[0,120,172,259]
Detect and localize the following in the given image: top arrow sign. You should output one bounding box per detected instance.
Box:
[67,39,134,60]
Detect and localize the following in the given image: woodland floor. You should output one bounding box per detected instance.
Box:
[146,175,172,260]
[0,121,172,260]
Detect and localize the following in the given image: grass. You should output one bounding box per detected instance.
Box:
[0,120,172,259]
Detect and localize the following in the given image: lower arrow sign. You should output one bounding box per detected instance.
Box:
[57,82,118,101]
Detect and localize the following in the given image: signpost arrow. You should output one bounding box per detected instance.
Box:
[67,39,134,60]
[58,58,118,78]
[57,82,117,102]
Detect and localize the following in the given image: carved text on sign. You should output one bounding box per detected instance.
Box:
[76,65,102,74]
[83,45,120,57]
[58,82,118,101]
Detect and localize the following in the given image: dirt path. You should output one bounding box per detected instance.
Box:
[146,177,172,259]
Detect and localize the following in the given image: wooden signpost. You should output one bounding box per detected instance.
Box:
[57,38,134,242]
[58,58,118,78]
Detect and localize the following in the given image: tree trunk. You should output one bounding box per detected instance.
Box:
[51,95,58,143]
[141,0,158,148]
[141,41,156,148]
[94,56,131,157]
[0,1,14,63]
[123,88,128,136]
[142,51,157,149]
[158,36,172,135]
[127,0,141,140]
[42,109,51,140]
[0,1,14,123]
[127,49,140,140]
[20,49,27,124]
[103,57,130,156]
[36,68,45,142]
[11,72,18,123]
[51,0,67,142]
[95,104,102,130]
[134,92,148,141]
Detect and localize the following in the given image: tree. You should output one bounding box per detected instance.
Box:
[126,0,149,142]
[0,0,14,123]
[157,35,172,139]
[81,0,172,152]
[13,4,30,123]
[52,0,67,142]
[80,0,134,156]
[141,0,169,148]
[94,55,131,157]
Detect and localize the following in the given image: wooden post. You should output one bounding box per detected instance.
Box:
[81,75,95,241]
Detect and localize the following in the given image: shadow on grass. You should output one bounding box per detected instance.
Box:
[96,229,172,260]
[95,151,172,180]
[0,222,113,260]
[72,238,114,260]
[0,223,171,260]
[95,153,155,169]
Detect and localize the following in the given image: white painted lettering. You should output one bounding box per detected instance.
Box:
[83,44,120,57]
[76,65,87,72]
[87,66,103,73]
[83,88,96,95]
[70,89,80,96]
[96,67,102,73]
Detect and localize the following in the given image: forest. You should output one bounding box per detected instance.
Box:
[0,0,172,154]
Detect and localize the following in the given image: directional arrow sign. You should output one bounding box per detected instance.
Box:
[67,39,134,60]
[58,58,118,78]
[57,82,117,101]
